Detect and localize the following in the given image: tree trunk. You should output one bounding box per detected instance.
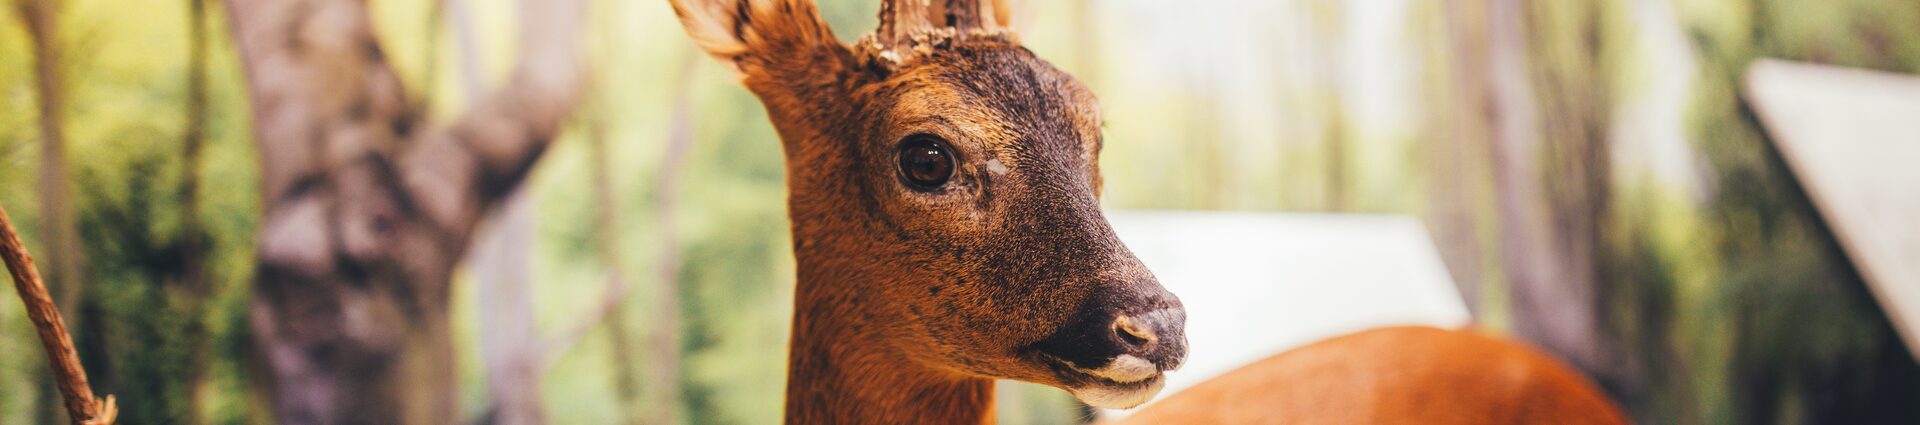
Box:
[445,0,549,422]
[14,0,84,422]
[585,34,643,423]
[1071,0,1098,88]
[1309,0,1348,212]
[176,0,213,423]
[473,189,543,425]
[1480,0,1604,374]
[16,0,83,333]
[1524,0,1621,394]
[1433,0,1492,313]
[587,86,643,425]
[637,54,701,425]
[222,0,584,422]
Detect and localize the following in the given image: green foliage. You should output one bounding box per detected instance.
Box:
[0,0,260,422]
[1,8,45,422]
[1674,2,1920,423]
[75,154,199,422]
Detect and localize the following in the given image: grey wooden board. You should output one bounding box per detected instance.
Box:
[1746,59,1920,363]
[1076,211,1471,416]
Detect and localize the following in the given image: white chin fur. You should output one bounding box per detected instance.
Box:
[1084,354,1159,383]
[1069,376,1167,409]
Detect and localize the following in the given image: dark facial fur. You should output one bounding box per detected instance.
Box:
[670,0,1187,417]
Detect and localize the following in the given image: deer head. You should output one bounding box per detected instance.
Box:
[668,0,1187,417]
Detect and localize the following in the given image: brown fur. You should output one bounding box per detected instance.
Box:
[669,0,1186,423]
[1120,326,1633,425]
[667,2,1631,424]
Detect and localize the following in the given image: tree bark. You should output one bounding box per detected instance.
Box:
[221,0,584,422]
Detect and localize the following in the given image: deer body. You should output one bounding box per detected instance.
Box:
[667,1,1626,424]
[1119,326,1632,424]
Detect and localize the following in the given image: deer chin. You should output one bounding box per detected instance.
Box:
[1066,373,1167,409]
[1043,354,1171,409]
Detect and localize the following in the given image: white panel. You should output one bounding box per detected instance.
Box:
[1746,59,1920,363]
[1096,210,1469,416]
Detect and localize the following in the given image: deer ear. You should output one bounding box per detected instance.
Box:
[667,0,845,78]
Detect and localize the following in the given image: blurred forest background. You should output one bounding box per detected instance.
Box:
[3,0,1920,424]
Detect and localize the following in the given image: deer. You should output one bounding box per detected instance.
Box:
[664,0,1630,424]
[666,0,1186,422]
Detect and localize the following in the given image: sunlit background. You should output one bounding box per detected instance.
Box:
[3,0,1919,423]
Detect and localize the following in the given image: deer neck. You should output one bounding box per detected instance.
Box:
[784,249,997,424]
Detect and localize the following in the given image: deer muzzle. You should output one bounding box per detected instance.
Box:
[1030,279,1188,409]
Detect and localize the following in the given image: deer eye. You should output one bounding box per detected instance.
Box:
[897,135,955,190]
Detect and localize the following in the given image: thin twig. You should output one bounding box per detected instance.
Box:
[0,204,116,425]
[540,52,703,368]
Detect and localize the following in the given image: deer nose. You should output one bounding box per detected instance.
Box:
[1030,281,1188,378]
[1112,307,1186,370]
[1114,314,1161,350]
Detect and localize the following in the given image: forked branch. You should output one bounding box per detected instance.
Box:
[430,0,585,188]
[0,204,116,425]
[221,0,585,420]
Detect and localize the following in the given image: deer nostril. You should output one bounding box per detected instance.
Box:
[1113,315,1156,349]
